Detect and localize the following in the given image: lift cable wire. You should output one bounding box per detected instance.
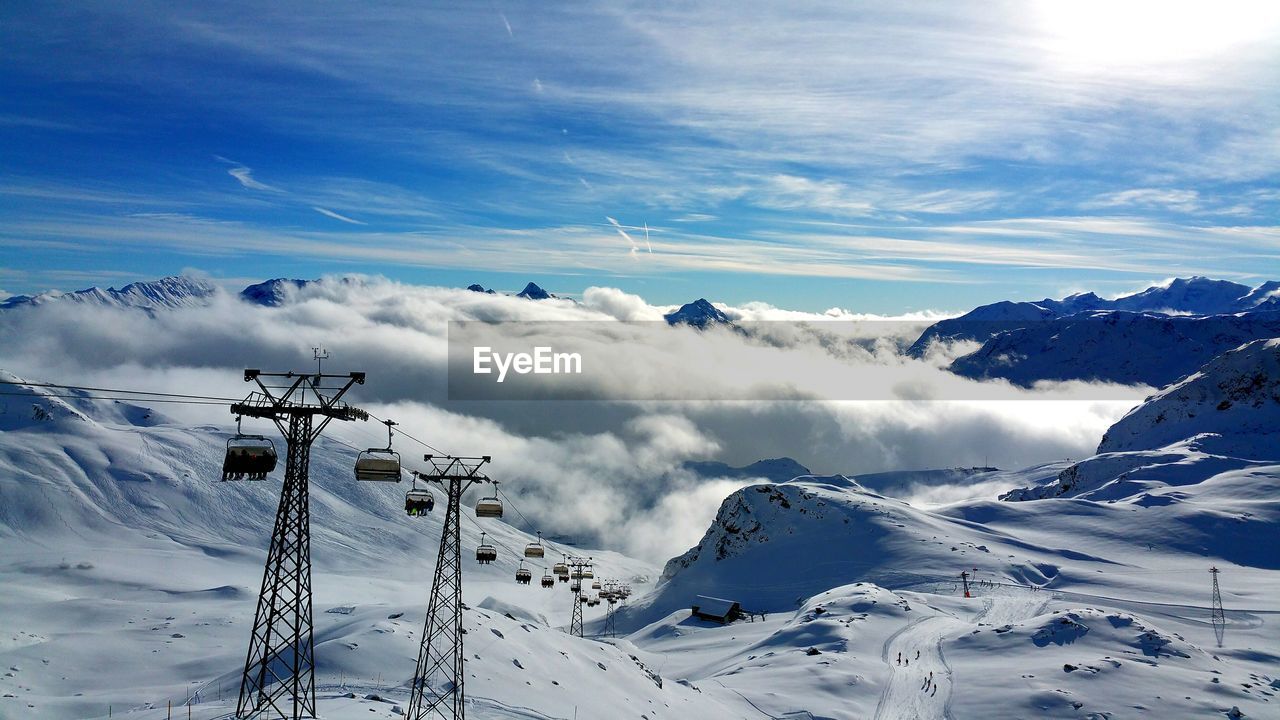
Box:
[5,378,551,547]
[0,379,239,402]
[0,390,232,406]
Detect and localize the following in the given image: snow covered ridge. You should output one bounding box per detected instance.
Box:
[0,276,218,313]
[1001,338,1280,504]
[1098,338,1280,456]
[948,310,1280,388]
[908,276,1280,356]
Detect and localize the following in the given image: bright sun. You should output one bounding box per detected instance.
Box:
[1032,0,1280,70]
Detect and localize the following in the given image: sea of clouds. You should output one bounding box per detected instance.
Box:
[0,276,1142,561]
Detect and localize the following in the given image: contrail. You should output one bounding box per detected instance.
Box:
[606,216,640,255]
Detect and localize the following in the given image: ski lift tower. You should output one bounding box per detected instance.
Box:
[230,366,368,719]
[405,454,493,720]
[565,556,593,637]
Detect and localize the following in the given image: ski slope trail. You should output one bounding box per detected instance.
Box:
[874,591,1046,720]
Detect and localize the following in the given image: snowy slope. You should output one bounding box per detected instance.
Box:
[1002,338,1280,507]
[1098,338,1280,458]
[0,373,664,719]
[619,472,1280,718]
[4,361,1280,719]
[0,277,218,313]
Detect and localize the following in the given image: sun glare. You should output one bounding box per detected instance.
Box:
[1032,0,1280,70]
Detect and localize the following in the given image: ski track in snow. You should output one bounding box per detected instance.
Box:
[874,591,1047,720]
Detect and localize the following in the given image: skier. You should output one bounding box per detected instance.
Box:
[896,652,901,665]
[931,685,938,696]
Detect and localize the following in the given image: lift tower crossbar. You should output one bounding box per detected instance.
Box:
[231,369,368,720]
[405,454,492,720]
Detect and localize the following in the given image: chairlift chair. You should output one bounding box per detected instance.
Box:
[475,483,504,518]
[405,479,434,516]
[222,417,278,481]
[540,571,555,589]
[515,561,532,585]
[476,532,497,565]
[581,566,595,580]
[355,419,401,482]
[524,531,545,559]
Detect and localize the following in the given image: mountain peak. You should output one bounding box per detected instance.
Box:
[467,283,497,294]
[239,278,311,306]
[664,298,732,328]
[517,282,553,300]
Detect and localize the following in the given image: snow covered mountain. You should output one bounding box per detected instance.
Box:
[3,365,1278,719]
[516,281,553,300]
[682,456,810,482]
[908,276,1279,357]
[1098,338,1280,458]
[948,310,1280,388]
[239,278,311,306]
[1001,338,1280,509]
[663,298,733,329]
[0,276,218,313]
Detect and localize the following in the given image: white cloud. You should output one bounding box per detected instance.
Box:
[0,276,1142,561]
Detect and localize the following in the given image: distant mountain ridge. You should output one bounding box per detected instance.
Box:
[909,277,1280,356]
[949,310,1280,388]
[0,276,218,312]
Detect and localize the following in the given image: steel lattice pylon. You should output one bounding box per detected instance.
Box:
[229,366,368,719]
[565,556,591,638]
[238,413,317,718]
[570,593,585,638]
[406,455,491,720]
[602,600,616,639]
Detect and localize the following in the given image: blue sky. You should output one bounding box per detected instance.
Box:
[2,1,1278,312]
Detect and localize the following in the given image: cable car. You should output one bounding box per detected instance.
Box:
[515,561,532,585]
[475,480,504,518]
[355,419,401,482]
[405,479,434,516]
[476,532,497,565]
[540,571,555,589]
[222,417,278,481]
[524,531,545,559]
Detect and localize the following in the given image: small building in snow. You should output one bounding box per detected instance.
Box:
[690,595,742,624]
